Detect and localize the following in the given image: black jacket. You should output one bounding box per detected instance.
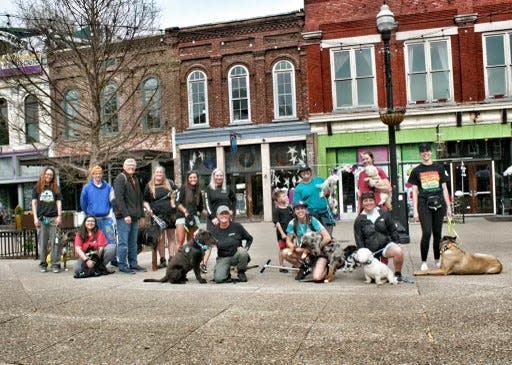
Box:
[354,208,400,254]
[112,172,144,219]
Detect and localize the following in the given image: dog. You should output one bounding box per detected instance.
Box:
[414,236,503,276]
[46,230,75,271]
[354,247,397,285]
[299,231,356,282]
[364,165,392,210]
[317,174,339,214]
[340,246,359,272]
[137,224,161,253]
[143,229,217,284]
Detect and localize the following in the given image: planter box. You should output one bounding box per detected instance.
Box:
[21,213,35,230]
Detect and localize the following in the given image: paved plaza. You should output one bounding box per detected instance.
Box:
[0,217,511,364]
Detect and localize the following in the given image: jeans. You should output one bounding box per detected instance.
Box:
[214,247,249,283]
[38,217,59,268]
[418,201,446,261]
[73,244,117,275]
[97,217,117,265]
[116,218,139,270]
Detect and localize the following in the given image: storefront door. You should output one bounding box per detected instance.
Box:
[452,160,494,214]
[228,173,263,219]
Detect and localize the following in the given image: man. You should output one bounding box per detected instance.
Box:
[112,158,146,274]
[210,205,253,283]
[294,165,335,235]
[353,191,404,282]
[80,165,117,266]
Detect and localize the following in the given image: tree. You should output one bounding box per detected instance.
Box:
[4,0,170,183]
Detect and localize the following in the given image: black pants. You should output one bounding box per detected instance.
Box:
[418,201,446,261]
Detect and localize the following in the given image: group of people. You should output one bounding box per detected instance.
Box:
[31,141,450,283]
[272,143,452,283]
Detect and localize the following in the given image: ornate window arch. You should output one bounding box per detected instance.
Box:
[187,70,208,126]
[272,60,296,119]
[228,65,250,123]
[141,76,161,131]
[100,82,119,135]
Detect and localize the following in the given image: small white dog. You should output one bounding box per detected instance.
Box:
[354,248,397,285]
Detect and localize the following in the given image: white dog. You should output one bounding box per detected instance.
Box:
[317,175,339,214]
[354,248,397,285]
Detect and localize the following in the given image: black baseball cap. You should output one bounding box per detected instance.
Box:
[418,143,432,152]
[298,165,311,174]
[294,200,308,209]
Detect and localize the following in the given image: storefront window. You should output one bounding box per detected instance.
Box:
[180,148,217,188]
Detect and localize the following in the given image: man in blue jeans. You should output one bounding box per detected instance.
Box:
[112,158,146,274]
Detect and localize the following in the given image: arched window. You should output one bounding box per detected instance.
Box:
[228,65,250,123]
[25,94,39,143]
[63,89,80,139]
[0,98,9,145]
[142,77,161,131]
[272,60,296,119]
[100,83,119,135]
[187,70,208,126]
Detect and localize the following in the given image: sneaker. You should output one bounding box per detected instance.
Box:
[395,272,403,283]
[279,268,289,273]
[130,265,147,272]
[237,271,247,282]
[52,265,61,273]
[119,267,136,274]
[435,260,441,268]
[39,264,48,273]
[420,262,428,271]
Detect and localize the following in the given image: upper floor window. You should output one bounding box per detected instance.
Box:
[272,60,296,119]
[63,89,80,140]
[484,32,512,98]
[187,70,208,126]
[228,65,250,123]
[332,47,376,109]
[405,39,453,104]
[0,98,9,145]
[141,77,161,131]
[24,94,39,143]
[100,83,119,135]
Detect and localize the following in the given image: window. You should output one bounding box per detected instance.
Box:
[142,77,161,131]
[63,89,80,140]
[187,70,208,126]
[228,65,250,123]
[24,95,39,143]
[483,32,512,98]
[272,60,296,119]
[405,39,452,103]
[332,47,376,109]
[100,83,119,135]
[0,98,9,145]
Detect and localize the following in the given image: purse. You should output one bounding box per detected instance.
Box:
[426,195,443,211]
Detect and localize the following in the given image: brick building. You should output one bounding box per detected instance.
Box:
[303,0,512,217]
[168,11,310,221]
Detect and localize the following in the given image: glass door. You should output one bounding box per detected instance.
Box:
[453,160,494,214]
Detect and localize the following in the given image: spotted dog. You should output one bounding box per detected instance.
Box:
[143,229,217,284]
[300,231,356,282]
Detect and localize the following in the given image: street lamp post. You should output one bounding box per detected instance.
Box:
[376,3,405,220]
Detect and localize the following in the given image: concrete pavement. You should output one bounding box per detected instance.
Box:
[0,217,511,364]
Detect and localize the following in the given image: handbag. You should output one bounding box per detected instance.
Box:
[426,195,443,211]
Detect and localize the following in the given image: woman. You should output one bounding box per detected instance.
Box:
[357,151,391,212]
[143,166,177,267]
[175,171,204,248]
[204,168,236,231]
[74,215,116,278]
[283,200,332,282]
[31,167,62,273]
[407,143,452,271]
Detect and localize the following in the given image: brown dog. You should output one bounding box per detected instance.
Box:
[414,236,502,276]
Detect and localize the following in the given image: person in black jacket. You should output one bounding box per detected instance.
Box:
[211,205,253,283]
[204,168,236,231]
[175,170,204,249]
[112,158,146,274]
[353,191,404,282]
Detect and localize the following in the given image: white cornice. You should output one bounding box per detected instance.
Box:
[320,34,381,49]
[474,20,512,33]
[396,26,458,41]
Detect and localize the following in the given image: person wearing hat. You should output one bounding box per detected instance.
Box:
[407,143,452,271]
[294,165,336,235]
[80,165,117,267]
[283,200,332,281]
[210,205,253,283]
[353,191,404,282]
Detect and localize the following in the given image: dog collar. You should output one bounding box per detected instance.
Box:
[194,239,210,252]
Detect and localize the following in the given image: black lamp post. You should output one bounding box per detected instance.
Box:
[376,2,405,219]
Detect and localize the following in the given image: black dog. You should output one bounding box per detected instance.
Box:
[137,224,161,253]
[143,229,217,284]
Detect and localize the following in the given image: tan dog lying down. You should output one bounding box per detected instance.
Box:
[414,236,502,276]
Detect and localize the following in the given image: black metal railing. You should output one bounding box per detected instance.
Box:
[0,228,77,259]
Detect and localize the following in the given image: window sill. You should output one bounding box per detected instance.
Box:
[272,117,299,122]
[332,106,378,114]
[229,120,252,126]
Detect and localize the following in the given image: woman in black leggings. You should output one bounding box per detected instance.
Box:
[408,143,452,271]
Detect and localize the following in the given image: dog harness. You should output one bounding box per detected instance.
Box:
[193,239,210,252]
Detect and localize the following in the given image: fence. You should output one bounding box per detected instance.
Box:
[0,228,77,259]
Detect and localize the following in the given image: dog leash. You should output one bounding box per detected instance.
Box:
[447,218,458,237]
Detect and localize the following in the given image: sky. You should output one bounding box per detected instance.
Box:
[0,0,304,29]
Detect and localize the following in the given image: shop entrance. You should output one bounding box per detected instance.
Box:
[228,173,263,219]
[452,160,494,214]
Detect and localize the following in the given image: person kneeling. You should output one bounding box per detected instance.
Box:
[74,216,116,278]
[211,206,253,283]
[353,192,404,282]
[282,201,331,282]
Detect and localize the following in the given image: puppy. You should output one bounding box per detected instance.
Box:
[144,229,217,284]
[414,236,502,276]
[340,245,359,272]
[137,224,161,253]
[300,231,355,282]
[354,247,397,285]
[364,165,392,210]
[317,175,339,214]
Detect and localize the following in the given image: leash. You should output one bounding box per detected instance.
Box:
[447,217,458,237]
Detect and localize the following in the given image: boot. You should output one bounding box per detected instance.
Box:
[158,257,167,269]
